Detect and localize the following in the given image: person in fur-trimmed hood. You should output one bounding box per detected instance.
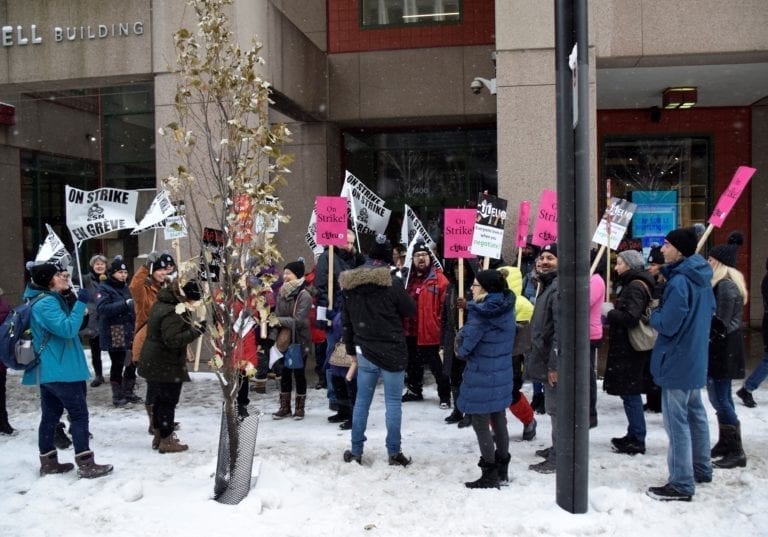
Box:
[339,235,415,466]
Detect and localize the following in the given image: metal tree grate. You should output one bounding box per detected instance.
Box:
[213,403,262,505]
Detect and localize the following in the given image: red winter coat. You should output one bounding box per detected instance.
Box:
[404,268,448,346]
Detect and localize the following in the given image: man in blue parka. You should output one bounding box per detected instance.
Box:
[646,227,715,502]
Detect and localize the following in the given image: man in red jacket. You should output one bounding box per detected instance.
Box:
[402,241,450,407]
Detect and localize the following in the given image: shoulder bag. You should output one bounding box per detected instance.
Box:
[627,280,659,352]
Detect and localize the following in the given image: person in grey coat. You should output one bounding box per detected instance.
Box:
[524,243,559,474]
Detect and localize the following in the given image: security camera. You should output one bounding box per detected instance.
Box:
[470,79,484,94]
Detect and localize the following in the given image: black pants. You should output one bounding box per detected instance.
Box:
[237,371,250,407]
[89,337,102,377]
[590,342,600,421]
[406,337,450,402]
[108,349,126,384]
[149,381,183,438]
[280,360,307,395]
[470,411,509,462]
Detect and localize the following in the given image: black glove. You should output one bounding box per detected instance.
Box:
[195,320,207,335]
[76,288,90,304]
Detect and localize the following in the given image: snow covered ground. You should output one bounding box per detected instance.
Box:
[1,353,768,537]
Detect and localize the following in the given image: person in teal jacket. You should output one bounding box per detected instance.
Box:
[23,260,113,479]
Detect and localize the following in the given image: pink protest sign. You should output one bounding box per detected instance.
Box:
[515,201,531,247]
[443,209,476,258]
[530,189,558,246]
[708,166,757,228]
[315,196,348,246]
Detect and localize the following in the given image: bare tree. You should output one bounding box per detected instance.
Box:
[159,0,293,502]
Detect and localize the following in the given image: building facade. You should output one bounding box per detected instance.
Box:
[0,0,766,323]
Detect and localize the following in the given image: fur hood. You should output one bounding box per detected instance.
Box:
[339,265,392,291]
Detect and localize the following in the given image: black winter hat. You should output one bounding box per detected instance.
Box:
[647,244,664,265]
[665,227,698,258]
[29,261,65,288]
[108,255,127,275]
[150,252,175,274]
[284,259,305,279]
[181,280,202,301]
[368,234,393,264]
[541,243,558,258]
[708,231,743,268]
[475,269,507,293]
[412,240,431,256]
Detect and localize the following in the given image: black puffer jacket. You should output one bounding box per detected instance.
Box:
[603,269,656,395]
[340,263,415,372]
[708,279,745,380]
[96,276,135,351]
[137,287,201,383]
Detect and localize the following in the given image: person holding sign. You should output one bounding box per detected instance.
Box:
[646,227,715,502]
[706,233,748,470]
[402,241,450,407]
[525,243,560,474]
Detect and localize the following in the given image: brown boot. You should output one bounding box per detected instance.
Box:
[293,394,306,420]
[74,450,113,479]
[253,379,267,394]
[158,433,189,454]
[39,450,75,476]
[272,392,292,420]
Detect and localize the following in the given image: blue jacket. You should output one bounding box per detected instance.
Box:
[96,277,135,351]
[649,254,715,389]
[21,285,90,386]
[456,290,516,414]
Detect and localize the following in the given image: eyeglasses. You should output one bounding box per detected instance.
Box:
[413,253,430,258]
[471,283,482,288]
[54,272,69,279]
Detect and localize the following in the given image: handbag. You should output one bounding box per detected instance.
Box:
[328,342,353,368]
[14,330,49,368]
[627,280,659,352]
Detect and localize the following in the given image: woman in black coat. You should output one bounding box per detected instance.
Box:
[138,281,204,453]
[603,249,655,456]
[706,234,748,469]
[96,256,137,406]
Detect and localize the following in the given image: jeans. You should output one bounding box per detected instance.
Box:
[620,394,646,441]
[350,354,405,457]
[744,351,768,392]
[706,377,738,425]
[661,388,712,495]
[39,382,90,454]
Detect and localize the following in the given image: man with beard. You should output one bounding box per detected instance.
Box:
[401,241,450,407]
[525,243,560,474]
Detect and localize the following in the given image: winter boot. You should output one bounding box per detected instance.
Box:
[711,423,728,458]
[713,423,747,469]
[145,404,155,435]
[495,451,511,484]
[122,378,143,404]
[509,394,535,440]
[736,387,756,408]
[110,382,129,407]
[158,434,189,454]
[74,451,113,478]
[328,401,352,423]
[252,378,267,394]
[522,418,537,441]
[293,394,307,420]
[151,428,161,450]
[39,450,75,476]
[457,414,472,428]
[272,392,292,420]
[53,422,72,449]
[465,457,500,489]
[90,375,105,388]
[445,408,463,424]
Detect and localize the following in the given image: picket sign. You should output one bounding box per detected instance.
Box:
[695,166,757,253]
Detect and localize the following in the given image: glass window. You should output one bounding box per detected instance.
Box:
[344,127,496,247]
[360,0,462,28]
[601,136,711,250]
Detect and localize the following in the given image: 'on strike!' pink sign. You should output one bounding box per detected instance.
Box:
[530,189,558,247]
[443,209,476,258]
[708,166,756,228]
[515,201,531,248]
[315,196,348,246]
